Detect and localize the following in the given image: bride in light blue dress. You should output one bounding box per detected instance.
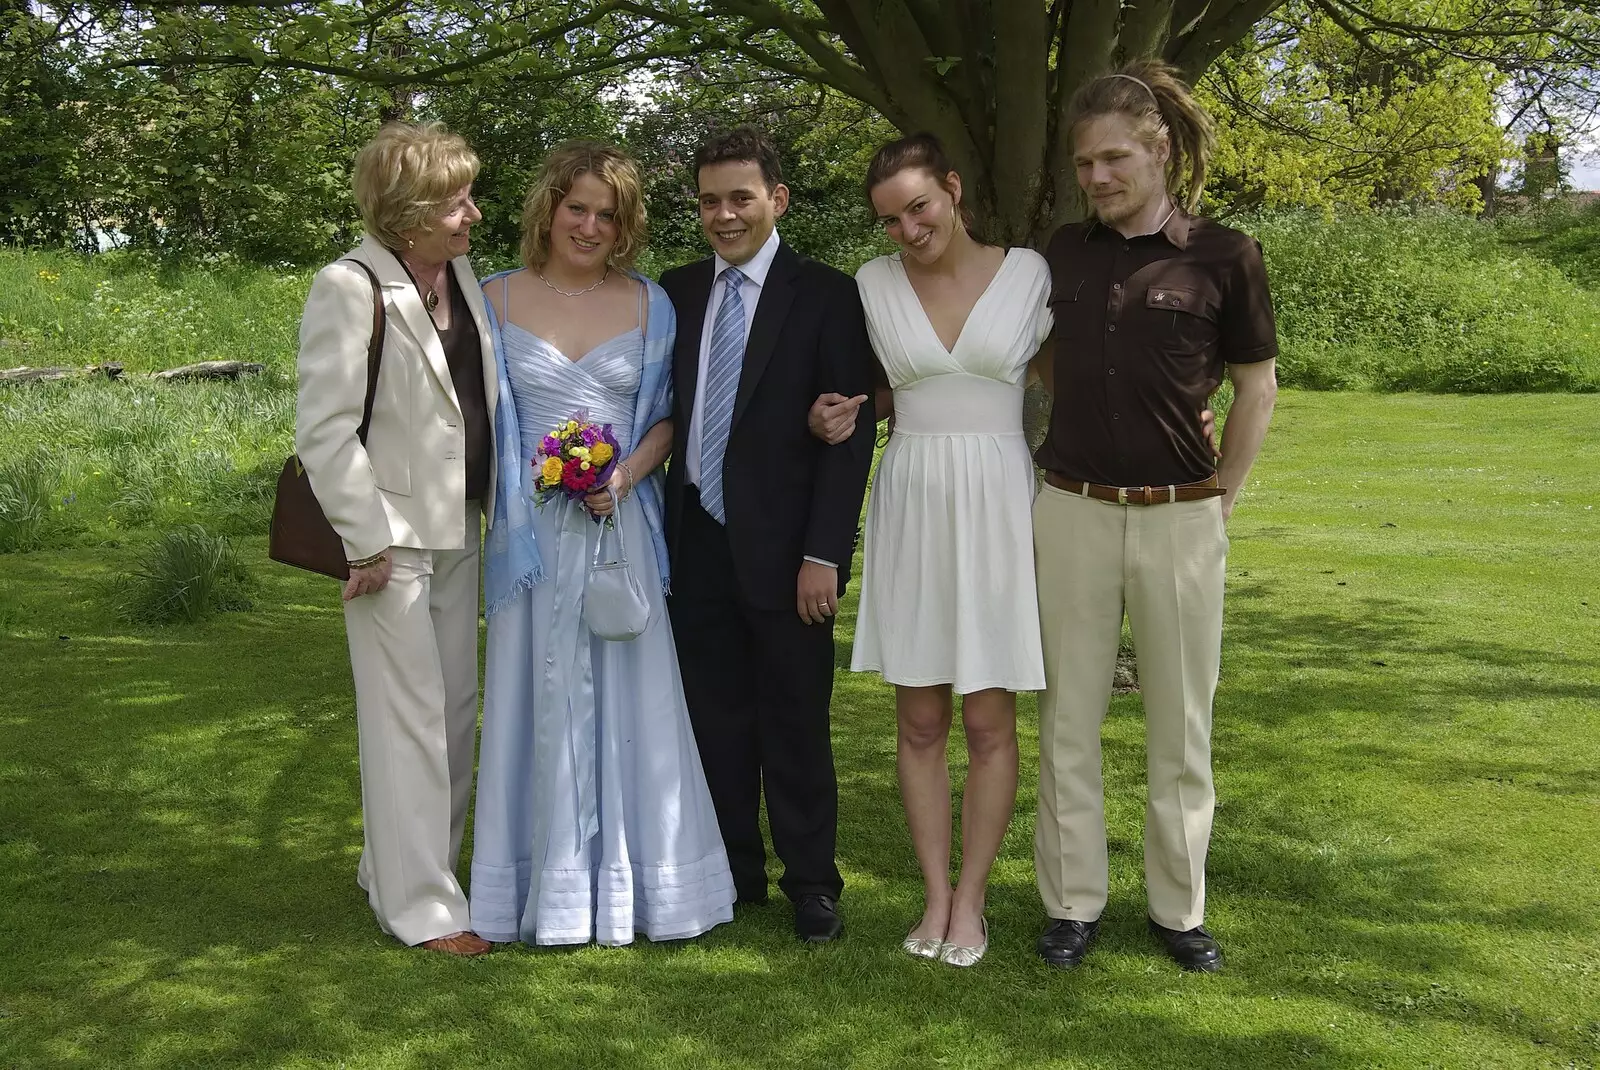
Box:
[469,142,734,946]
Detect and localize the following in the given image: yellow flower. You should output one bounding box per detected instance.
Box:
[579,461,591,471]
[589,442,613,465]
[540,456,563,486]
[572,446,590,460]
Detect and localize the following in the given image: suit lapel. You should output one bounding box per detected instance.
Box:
[358,236,461,417]
[732,241,799,431]
[675,258,715,416]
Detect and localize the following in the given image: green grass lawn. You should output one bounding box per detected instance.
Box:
[2,390,1597,1069]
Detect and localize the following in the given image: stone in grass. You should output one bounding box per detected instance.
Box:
[0,366,72,383]
[152,360,265,381]
[0,362,123,383]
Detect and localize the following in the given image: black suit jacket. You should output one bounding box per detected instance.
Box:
[661,241,877,611]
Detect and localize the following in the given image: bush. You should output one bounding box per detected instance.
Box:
[1235,207,1600,392]
[108,525,254,625]
[0,449,60,553]
[1495,198,1600,288]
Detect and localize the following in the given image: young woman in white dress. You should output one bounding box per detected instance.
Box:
[815,135,1054,966]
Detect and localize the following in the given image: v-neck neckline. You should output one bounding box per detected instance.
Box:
[894,248,1014,357]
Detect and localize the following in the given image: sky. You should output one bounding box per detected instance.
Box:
[1571,154,1600,191]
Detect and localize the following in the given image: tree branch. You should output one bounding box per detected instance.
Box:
[1167,0,1290,82]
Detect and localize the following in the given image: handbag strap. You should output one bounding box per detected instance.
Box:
[338,258,386,446]
[589,490,629,568]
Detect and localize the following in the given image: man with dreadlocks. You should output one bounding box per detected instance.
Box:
[1031,60,1279,973]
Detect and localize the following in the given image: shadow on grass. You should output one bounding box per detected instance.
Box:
[2,548,1596,1067]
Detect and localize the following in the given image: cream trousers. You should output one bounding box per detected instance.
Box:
[343,502,480,945]
[1032,483,1227,931]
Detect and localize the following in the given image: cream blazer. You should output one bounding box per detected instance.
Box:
[294,236,498,561]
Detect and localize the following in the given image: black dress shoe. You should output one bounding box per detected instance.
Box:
[733,890,769,909]
[793,894,843,944]
[1037,918,1100,968]
[1148,919,1223,972]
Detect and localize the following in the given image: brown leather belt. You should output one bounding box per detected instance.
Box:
[1043,471,1225,505]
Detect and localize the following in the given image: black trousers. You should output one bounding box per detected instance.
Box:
[668,489,843,903]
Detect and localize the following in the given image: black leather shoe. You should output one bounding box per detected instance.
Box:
[733,890,769,909]
[1148,919,1223,972]
[794,894,843,944]
[1037,918,1100,968]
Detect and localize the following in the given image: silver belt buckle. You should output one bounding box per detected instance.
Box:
[1116,486,1128,506]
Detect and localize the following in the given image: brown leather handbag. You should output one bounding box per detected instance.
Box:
[268,259,386,581]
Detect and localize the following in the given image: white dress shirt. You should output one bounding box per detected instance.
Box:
[684,228,836,570]
[686,226,781,487]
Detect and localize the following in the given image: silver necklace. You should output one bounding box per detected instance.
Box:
[537,267,609,298]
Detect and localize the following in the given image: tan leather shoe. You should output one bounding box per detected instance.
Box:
[420,931,492,957]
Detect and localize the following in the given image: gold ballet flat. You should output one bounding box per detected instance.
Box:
[937,916,988,968]
[901,932,944,960]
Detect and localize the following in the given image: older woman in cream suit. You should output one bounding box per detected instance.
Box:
[295,122,498,956]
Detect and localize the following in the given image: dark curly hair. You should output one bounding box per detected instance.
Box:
[693,125,785,192]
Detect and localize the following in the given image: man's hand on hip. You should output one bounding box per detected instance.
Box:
[796,560,839,624]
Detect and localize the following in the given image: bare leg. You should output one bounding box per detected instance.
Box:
[947,687,1019,948]
[897,683,955,942]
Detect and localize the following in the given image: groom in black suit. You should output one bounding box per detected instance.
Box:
[661,126,877,943]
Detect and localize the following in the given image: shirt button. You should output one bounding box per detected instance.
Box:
[1112,413,1121,420]
[1107,324,1117,332]
[1108,367,1116,375]
[1112,282,1122,290]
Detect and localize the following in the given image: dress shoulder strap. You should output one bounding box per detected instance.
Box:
[636,276,647,332]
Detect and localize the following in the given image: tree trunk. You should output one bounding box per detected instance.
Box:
[809,0,1282,250]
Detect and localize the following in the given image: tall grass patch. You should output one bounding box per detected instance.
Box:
[106,524,254,624]
[0,378,293,550]
[0,249,310,376]
[1239,208,1600,391]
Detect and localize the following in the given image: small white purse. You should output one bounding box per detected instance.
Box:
[583,489,651,641]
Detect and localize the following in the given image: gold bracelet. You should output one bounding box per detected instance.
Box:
[347,551,388,570]
[618,461,635,499]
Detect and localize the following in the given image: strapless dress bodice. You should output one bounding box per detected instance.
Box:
[501,322,641,455]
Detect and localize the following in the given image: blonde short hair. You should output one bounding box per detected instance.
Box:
[520,141,647,271]
[353,122,481,250]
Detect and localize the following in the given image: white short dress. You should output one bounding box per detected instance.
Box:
[850,249,1054,694]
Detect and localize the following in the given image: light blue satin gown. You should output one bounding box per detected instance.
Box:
[469,314,735,946]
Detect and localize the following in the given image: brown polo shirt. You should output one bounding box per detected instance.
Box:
[1035,208,1277,488]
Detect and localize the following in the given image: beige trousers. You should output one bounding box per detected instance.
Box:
[344,503,481,945]
[1032,483,1227,931]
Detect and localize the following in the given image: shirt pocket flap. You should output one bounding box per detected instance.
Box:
[1050,277,1086,305]
[1145,285,1207,315]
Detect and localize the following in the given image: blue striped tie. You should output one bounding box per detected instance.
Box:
[698,266,746,524]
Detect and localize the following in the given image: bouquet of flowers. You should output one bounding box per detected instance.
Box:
[533,413,620,515]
